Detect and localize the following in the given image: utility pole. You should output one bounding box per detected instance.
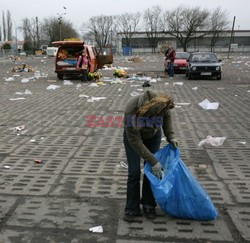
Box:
[13,19,18,55]
[36,17,40,50]
[57,8,66,41]
[227,16,236,59]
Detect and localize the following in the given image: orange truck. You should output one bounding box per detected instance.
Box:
[52,41,113,79]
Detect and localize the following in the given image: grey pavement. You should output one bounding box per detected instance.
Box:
[0,53,250,243]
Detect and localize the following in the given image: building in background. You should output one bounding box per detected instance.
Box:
[116,30,250,54]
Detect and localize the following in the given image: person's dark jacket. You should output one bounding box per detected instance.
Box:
[124,91,175,166]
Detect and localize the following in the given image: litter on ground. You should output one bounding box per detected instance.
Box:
[199,99,219,110]
[198,135,227,147]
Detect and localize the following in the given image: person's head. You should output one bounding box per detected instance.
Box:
[82,49,88,56]
[137,94,175,117]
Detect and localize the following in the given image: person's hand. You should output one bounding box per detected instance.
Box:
[152,162,163,180]
[170,138,178,148]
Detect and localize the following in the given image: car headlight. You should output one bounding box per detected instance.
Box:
[216,66,220,71]
[192,66,196,71]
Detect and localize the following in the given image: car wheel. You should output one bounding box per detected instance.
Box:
[188,73,192,80]
[217,75,221,80]
[57,73,63,80]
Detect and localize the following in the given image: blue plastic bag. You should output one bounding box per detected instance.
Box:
[144,144,218,220]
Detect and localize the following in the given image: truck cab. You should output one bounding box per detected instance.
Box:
[52,41,113,79]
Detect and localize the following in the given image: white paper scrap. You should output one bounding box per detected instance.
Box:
[199,99,219,110]
[89,83,99,87]
[192,87,198,90]
[47,84,60,90]
[76,84,81,89]
[238,141,247,145]
[9,97,25,101]
[198,135,226,147]
[16,89,32,95]
[63,80,73,85]
[173,82,183,86]
[5,77,14,82]
[79,94,89,98]
[89,226,103,233]
[21,78,30,83]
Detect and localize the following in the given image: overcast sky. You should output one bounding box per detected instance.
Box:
[1,0,250,39]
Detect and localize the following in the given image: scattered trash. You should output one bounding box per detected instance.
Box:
[238,141,246,145]
[12,64,35,72]
[79,94,89,98]
[173,82,183,86]
[130,92,141,97]
[76,84,82,89]
[142,81,151,87]
[9,97,25,101]
[16,89,32,95]
[131,84,141,87]
[5,77,14,82]
[34,160,43,164]
[199,99,219,110]
[109,79,124,84]
[30,139,36,143]
[3,166,10,169]
[198,135,226,147]
[10,125,27,135]
[117,161,128,169]
[118,88,122,92]
[89,226,103,233]
[96,81,106,86]
[89,83,99,87]
[21,78,30,83]
[87,97,106,102]
[161,138,166,141]
[47,84,60,90]
[192,87,198,90]
[137,88,144,92]
[164,82,169,85]
[63,80,73,85]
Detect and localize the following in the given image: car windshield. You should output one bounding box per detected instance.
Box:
[175,52,190,59]
[190,53,218,63]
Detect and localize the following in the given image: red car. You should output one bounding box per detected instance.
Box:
[164,52,190,74]
[174,52,190,73]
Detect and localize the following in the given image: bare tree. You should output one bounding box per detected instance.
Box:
[116,12,141,47]
[209,7,229,51]
[7,10,12,41]
[2,11,7,41]
[43,17,79,44]
[143,6,164,53]
[20,18,40,52]
[87,15,114,52]
[0,25,2,41]
[164,6,210,51]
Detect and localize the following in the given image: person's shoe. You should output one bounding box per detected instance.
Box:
[143,207,157,219]
[123,212,141,222]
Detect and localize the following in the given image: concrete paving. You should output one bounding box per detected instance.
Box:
[0,53,249,242]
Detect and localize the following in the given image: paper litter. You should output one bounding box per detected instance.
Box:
[198,135,226,147]
[199,99,219,110]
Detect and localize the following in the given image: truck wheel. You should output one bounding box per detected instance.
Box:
[57,73,63,80]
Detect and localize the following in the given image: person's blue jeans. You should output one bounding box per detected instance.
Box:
[168,61,174,77]
[123,130,161,214]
